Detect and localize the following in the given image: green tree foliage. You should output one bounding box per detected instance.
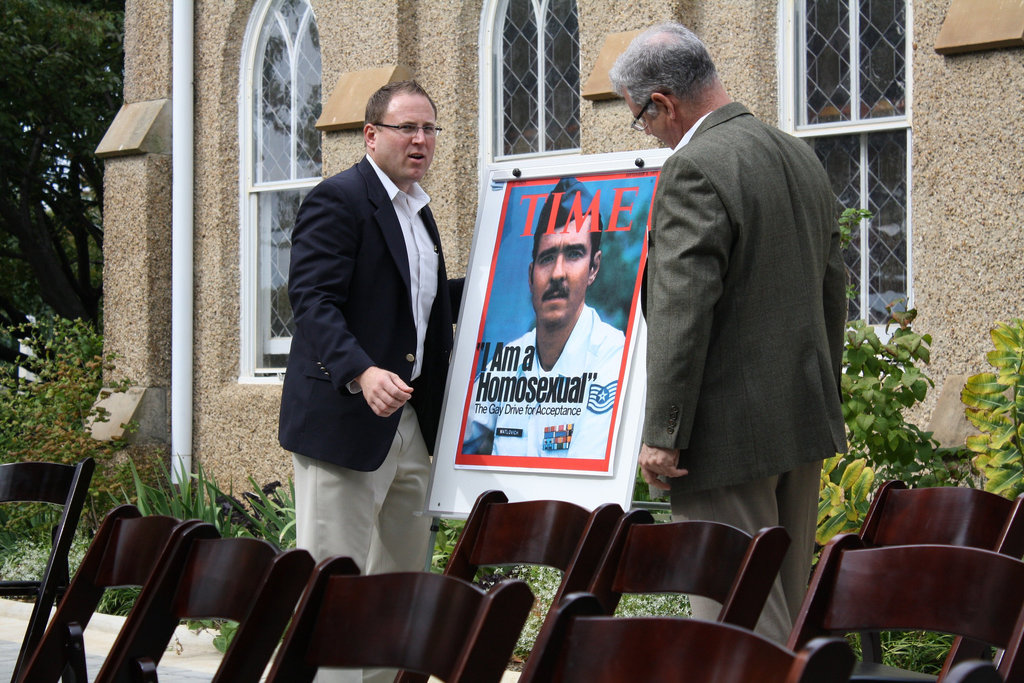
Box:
[0,316,150,526]
[0,0,124,358]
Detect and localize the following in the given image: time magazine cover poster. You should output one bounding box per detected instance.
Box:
[455,170,657,474]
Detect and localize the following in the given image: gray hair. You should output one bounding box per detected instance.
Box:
[609,22,718,106]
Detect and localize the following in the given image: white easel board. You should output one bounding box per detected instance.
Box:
[426,149,671,517]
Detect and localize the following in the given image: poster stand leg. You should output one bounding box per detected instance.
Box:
[424,516,440,572]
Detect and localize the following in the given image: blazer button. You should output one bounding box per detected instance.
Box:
[667,426,675,435]
[405,353,415,362]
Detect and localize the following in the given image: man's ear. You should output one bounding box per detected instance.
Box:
[650,91,674,120]
[364,122,377,151]
[588,250,602,285]
[528,261,535,294]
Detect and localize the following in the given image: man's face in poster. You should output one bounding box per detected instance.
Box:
[528,215,601,335]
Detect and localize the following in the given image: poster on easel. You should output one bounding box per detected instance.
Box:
[427,150,670,517]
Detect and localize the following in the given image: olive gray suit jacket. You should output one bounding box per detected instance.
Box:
[644,102,847,493]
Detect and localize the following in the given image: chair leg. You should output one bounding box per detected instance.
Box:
[135,657,159,683]
[860,631,884,663]
[61,621,87,683]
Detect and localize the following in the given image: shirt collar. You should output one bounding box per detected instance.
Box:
[365,154,430,209]
[537,305,597,375]
[673,111,713,152]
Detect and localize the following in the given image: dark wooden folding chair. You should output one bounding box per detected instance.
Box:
[858,481,1024,665]
[92,522,314,683]
[584,510,790,628]
[788,534,1024,682]
[264,556,534,683]
[861,481,1024,555]
[443,490,623,607]
[0,458,95,683]
[520,592,855,682]
[16,504,194,683]
[942,661,1005,683]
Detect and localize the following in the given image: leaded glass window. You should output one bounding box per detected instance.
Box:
[495,0,580,157]
[241,0,321,376]
[792,0,910,324]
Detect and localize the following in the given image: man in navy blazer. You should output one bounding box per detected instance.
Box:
[279,81,462,601]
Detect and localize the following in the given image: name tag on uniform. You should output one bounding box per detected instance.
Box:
[496,427,523,437]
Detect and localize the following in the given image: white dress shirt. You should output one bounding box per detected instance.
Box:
[366,155,438,381]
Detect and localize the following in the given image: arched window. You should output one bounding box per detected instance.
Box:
[492,0,580,158]
[240,0,321,378]
[781,0,911,325]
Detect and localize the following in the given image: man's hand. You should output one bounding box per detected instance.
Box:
[354,366,413,417]
[638,443,688,490]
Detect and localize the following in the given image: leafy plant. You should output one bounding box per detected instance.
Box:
[236,479,297,548]
[0,316,157,528]
[118,458,300,545]
[495,563,689,662]
[96,586,141,617]
[817,455,874,545]
[963,319,1024,498]
[838,208,873,251]
[431,517,466,573]
[838,208,872,301]
[119,459,250,538]
[187,618,239,654]
[841,308,949,485]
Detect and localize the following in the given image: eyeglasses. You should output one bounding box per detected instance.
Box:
[630,98,653,132]
[373,122,442,137]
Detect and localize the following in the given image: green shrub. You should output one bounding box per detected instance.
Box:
[0,316,157,528]
[963,318,1024,497]
[483,564,689,662]
[839,307,971,488]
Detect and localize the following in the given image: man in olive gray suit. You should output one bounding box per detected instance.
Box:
[610,23,847,643]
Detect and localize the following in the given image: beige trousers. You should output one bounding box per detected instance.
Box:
[670,459,822,644]
[293,404,433,683]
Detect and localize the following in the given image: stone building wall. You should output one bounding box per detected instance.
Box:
[103,0,1023,488]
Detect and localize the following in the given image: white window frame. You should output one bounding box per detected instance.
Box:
[239,0,321,381]
[479,0,581,172]
[778,0,914,325]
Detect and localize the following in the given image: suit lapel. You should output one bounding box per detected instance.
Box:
[358,158,412,295]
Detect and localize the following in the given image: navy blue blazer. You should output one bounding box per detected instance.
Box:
[279,157,462,471]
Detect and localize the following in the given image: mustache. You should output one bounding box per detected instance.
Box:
[542,281,570,301]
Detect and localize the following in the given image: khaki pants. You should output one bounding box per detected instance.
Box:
[670,459,821,644]
[293,404,433,683]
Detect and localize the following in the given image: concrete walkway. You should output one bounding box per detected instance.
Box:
[1,597,233,682]
[0,598,521,681]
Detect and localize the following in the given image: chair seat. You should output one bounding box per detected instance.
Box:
[851,660,937,681]
[0,581,44,594]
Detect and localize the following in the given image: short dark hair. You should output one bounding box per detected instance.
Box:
[364,80,437,124]
[531,191,603,265]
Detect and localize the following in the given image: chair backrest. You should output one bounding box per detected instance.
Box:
[443,490,623,606]
[861,480,1024,556]
[857,481,1024,666]
[521,593,854,683]
[943,660,1005,683]
[266,556,534,683]
[94,522,314,683]
[789,534,1024,680]
[16,504,190,683]
[0,458,95,681]
[586,511,790,629]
